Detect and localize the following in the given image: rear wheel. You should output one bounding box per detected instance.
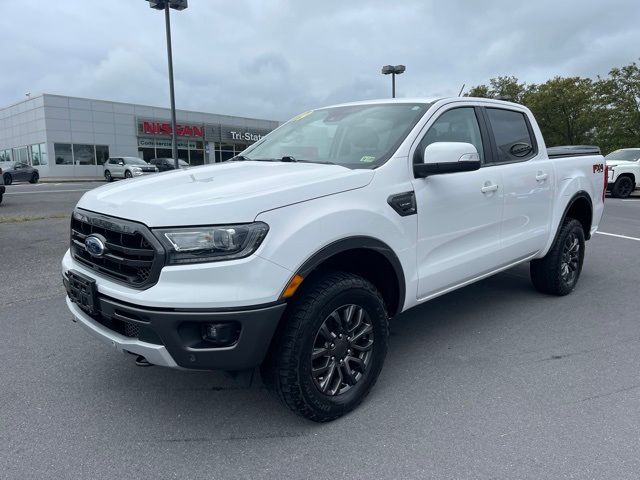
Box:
[3,173,12,185]
[29,172,39,184]
[530,218,585,296]
[104,170,113,182]
[611,176,634,198]
[262,271,389,422]
[124,170,132,179]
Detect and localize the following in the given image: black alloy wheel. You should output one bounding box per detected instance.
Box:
[311,304,374,396]
[560,232,580,286]
[29,172,39,184]
[612,176,634,198]
[3,173,12,185]
[262,271,389,422]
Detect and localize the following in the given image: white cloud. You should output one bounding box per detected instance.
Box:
[1,0,639,120]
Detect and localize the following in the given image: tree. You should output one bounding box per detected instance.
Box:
[525,77,596,146]
[594,61,640,153]
[466,76,528,103]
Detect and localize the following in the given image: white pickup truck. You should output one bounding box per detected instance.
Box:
[63,98,606,421]
[605,148,640,198]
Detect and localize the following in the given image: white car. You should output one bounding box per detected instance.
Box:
[606,148,640,198]
[103,157,158,182]
[63,97,606,421]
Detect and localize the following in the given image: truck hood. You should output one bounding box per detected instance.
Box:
[77,161,374,226]
[606,159,637,167]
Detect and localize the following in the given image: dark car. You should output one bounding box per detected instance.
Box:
[2,162,39,185]
[149,158,189,172]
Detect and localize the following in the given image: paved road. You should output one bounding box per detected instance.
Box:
[1,184,639,479]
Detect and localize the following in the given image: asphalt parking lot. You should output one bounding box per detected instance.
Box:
[1,182,639,479]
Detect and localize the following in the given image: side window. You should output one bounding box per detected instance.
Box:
[415,107,484,164]
[485,108,536,163]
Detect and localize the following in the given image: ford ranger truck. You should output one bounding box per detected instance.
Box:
[62,98,606,422]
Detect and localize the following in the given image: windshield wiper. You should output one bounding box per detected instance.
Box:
[280,156,337,165]
[229,155,249,161]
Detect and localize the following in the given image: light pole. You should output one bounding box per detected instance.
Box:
[146,0,188,170]
[381,65,406,98]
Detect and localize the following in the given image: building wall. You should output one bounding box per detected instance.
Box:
[0,94,280,178]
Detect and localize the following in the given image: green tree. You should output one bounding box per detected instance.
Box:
[594,61,640,153]
[525,77,596,146]
[466,76,528,103]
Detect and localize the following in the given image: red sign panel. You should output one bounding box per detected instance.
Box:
[142,121,204,138]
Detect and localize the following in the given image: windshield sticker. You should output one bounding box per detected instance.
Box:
[360,155,376,163]
[291,110,313,122]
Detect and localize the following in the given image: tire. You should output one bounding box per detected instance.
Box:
[29,172,39,184]
[3,173,12,186]
[0,193,3,204]
[611,176,634,199]
[104,170,113,182]
[530,218,585,296]
[124,170,132,179]
[262,271,389,422]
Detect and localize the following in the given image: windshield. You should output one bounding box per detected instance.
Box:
[242,103,429,168]
[125,158,148,165]
[605,149,640,162]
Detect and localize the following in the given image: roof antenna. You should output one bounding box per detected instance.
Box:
[458,84,465,97]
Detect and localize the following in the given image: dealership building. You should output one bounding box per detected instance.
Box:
[0,94,280,178]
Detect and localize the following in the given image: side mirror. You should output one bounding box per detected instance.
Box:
[414,142,481,178]
[118,161,125,166]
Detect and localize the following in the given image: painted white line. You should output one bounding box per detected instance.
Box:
[596,231,640,242]
[5,189,91,195]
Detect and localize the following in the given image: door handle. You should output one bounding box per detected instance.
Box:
[481,183,499,194]
[536,172,548,182]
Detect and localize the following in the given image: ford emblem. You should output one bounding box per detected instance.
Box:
[85,234,106,257]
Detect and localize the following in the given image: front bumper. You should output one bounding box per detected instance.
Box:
[64,284,286,371]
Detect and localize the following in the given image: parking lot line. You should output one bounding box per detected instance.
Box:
[596,231,640,242]
[4,189,92,195]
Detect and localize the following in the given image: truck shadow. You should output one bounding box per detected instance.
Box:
[94,263,544,434]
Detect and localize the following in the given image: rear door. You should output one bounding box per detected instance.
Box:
[482,107,554,259]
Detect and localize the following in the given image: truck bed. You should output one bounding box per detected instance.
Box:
[547,145,601,159]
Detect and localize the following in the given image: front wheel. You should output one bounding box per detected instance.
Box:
[104,170,113,182]
[124,170,133,179]
[611,176,634,198]
[3,173,12,185]
[29,172,39,184]
[530,218,585,296]
[262,271,389,422]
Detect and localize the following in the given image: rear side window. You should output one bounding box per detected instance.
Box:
[485,108,536,163]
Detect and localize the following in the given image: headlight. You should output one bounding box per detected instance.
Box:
[131,166,142,172]
[153,222,269,265]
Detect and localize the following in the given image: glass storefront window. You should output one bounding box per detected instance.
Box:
[73,144,96,165]
[190,149,204,165]
[15,147,29,164]
[0,149,11,162]
[54,143,73,165]
[96,145,110,165]
[39,143,48,165]
[178,149,189,162]
[30,144,41,165]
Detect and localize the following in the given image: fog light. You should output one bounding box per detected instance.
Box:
[201,322,240,346]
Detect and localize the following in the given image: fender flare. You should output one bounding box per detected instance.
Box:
[294,236,406,316]
[555,190,593,242]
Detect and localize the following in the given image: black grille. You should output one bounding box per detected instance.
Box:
[70,209,164,289]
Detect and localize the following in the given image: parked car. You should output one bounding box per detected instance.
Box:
[149,158,189,172]
[63,97,606,422]
[0,167,5,204]
[2,161,39,185]
[605,148,640,198]
[103,157,158,182]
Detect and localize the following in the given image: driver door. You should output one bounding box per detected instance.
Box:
[411,105,504,300]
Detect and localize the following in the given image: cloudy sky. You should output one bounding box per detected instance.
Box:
[1,0,639,121]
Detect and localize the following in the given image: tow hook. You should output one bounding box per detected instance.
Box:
[135,355,153,367]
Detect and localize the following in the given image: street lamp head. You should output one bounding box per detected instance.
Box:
[381,65,394,75]
[146,0,188,10]
[394,65,406,74]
